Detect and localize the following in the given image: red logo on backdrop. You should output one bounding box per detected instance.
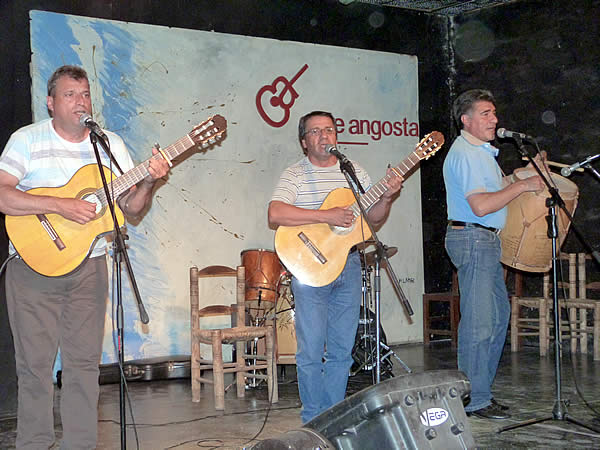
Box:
[255,64,309,128]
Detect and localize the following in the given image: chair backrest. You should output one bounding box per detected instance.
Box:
[576,253,600,300]
[550,252,600,300]
[190,265,246,330]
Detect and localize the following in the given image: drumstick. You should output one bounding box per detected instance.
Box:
[521,157,584,172]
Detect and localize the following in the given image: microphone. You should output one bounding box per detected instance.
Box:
[496,128,535,141]
[326,145,350,165]
[560,153,600,177]
[79,114,108,141]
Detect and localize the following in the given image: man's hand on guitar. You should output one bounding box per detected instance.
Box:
[57,197,98,224]
[381,167,403,199]
[142,147,171,186]
[326,206,356,228]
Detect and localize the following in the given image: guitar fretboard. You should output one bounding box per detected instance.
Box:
[347,132,442,217]
[94,134,196,206]
[91,115,226,207]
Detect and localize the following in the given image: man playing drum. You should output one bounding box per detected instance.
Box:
[443,89,545,419]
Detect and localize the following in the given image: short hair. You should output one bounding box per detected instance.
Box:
[298,110,336,143]
[47,65,89,97]
[452,89,496,129]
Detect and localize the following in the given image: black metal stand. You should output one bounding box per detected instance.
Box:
[584,162,600,183]
[90,131,149,449]
[336,157,413,383]
[498,137,600,436]
[351,262,411,379]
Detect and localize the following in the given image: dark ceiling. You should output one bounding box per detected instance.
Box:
[346,0,517,14]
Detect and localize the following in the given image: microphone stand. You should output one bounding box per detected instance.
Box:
[584,163,600,183]
[498,136,600,435]
[90,131,150,449]
[564,153,600,183]
[580,155,600,183]
[337,157,413,384]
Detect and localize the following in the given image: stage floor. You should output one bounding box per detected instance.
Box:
[1,342,600,449]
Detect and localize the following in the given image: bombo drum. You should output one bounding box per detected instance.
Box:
[240,249,283,306]
[500,168,578,272]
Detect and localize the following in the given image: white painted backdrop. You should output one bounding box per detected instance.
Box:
[29,10,424,364]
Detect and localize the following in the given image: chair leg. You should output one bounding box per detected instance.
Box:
[236,340,246,399]
[580,308,588,354]
[450,295,460,347]
[266,326,278,404]
[212,332,225,410]
[423,296,430,345]
[191,338,201,402]
[594,305,600,361]
[569,306,578,353]
[511,299,519,352]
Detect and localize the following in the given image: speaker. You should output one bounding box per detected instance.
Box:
[253,370,474,450]
[251,429,334,449]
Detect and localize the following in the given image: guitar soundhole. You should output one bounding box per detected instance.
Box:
[82,193,103,216]
[330,223,354,235]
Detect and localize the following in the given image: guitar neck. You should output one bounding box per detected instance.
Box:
[95,134,196,205]
[351,150,420,214]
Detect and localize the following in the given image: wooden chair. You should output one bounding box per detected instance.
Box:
[190,265,278,410]
[510,270,551,355]
[558,253,600,360]
[423,270,460,346]
[511,253,600,360]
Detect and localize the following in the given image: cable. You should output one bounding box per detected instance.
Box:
[97,405,301,449]
[240,339,279,448]
[0,253,17,277]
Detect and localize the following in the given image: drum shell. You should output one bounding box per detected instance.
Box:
[241,249,282,305]
[500,169,578,272]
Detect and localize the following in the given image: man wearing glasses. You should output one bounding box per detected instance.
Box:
[268,110,402,423]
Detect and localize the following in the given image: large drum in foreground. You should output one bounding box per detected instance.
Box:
[500,168,578,272]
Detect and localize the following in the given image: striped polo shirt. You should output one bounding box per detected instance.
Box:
[271,156,372,208]
[0,118,135,256]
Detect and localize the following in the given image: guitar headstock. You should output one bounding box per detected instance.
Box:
[415,131,444,160]
[189,114,227,149]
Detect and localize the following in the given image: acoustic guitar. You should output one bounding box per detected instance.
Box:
[6,115,227,277]
[274,131,444,287]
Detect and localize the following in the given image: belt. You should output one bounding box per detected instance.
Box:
[448,220,500,234]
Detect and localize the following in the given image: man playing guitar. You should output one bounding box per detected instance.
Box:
[268,110,402,423]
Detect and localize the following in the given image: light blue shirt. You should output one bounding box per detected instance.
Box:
[443,131,506,229]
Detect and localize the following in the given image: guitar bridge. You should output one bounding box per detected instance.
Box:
[298,232,327,264]
[37,214,66,251]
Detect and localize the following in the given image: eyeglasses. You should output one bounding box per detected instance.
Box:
[305,127,336,137]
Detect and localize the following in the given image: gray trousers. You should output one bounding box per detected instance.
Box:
[6,256,108,450]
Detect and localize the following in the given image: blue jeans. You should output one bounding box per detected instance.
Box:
[291,251,361,423]
[445,226,510,412]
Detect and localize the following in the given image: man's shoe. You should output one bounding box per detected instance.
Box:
[491,398,509,411]
[466,404,511,419]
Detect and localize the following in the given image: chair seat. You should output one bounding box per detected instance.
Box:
[193,325,271,343]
